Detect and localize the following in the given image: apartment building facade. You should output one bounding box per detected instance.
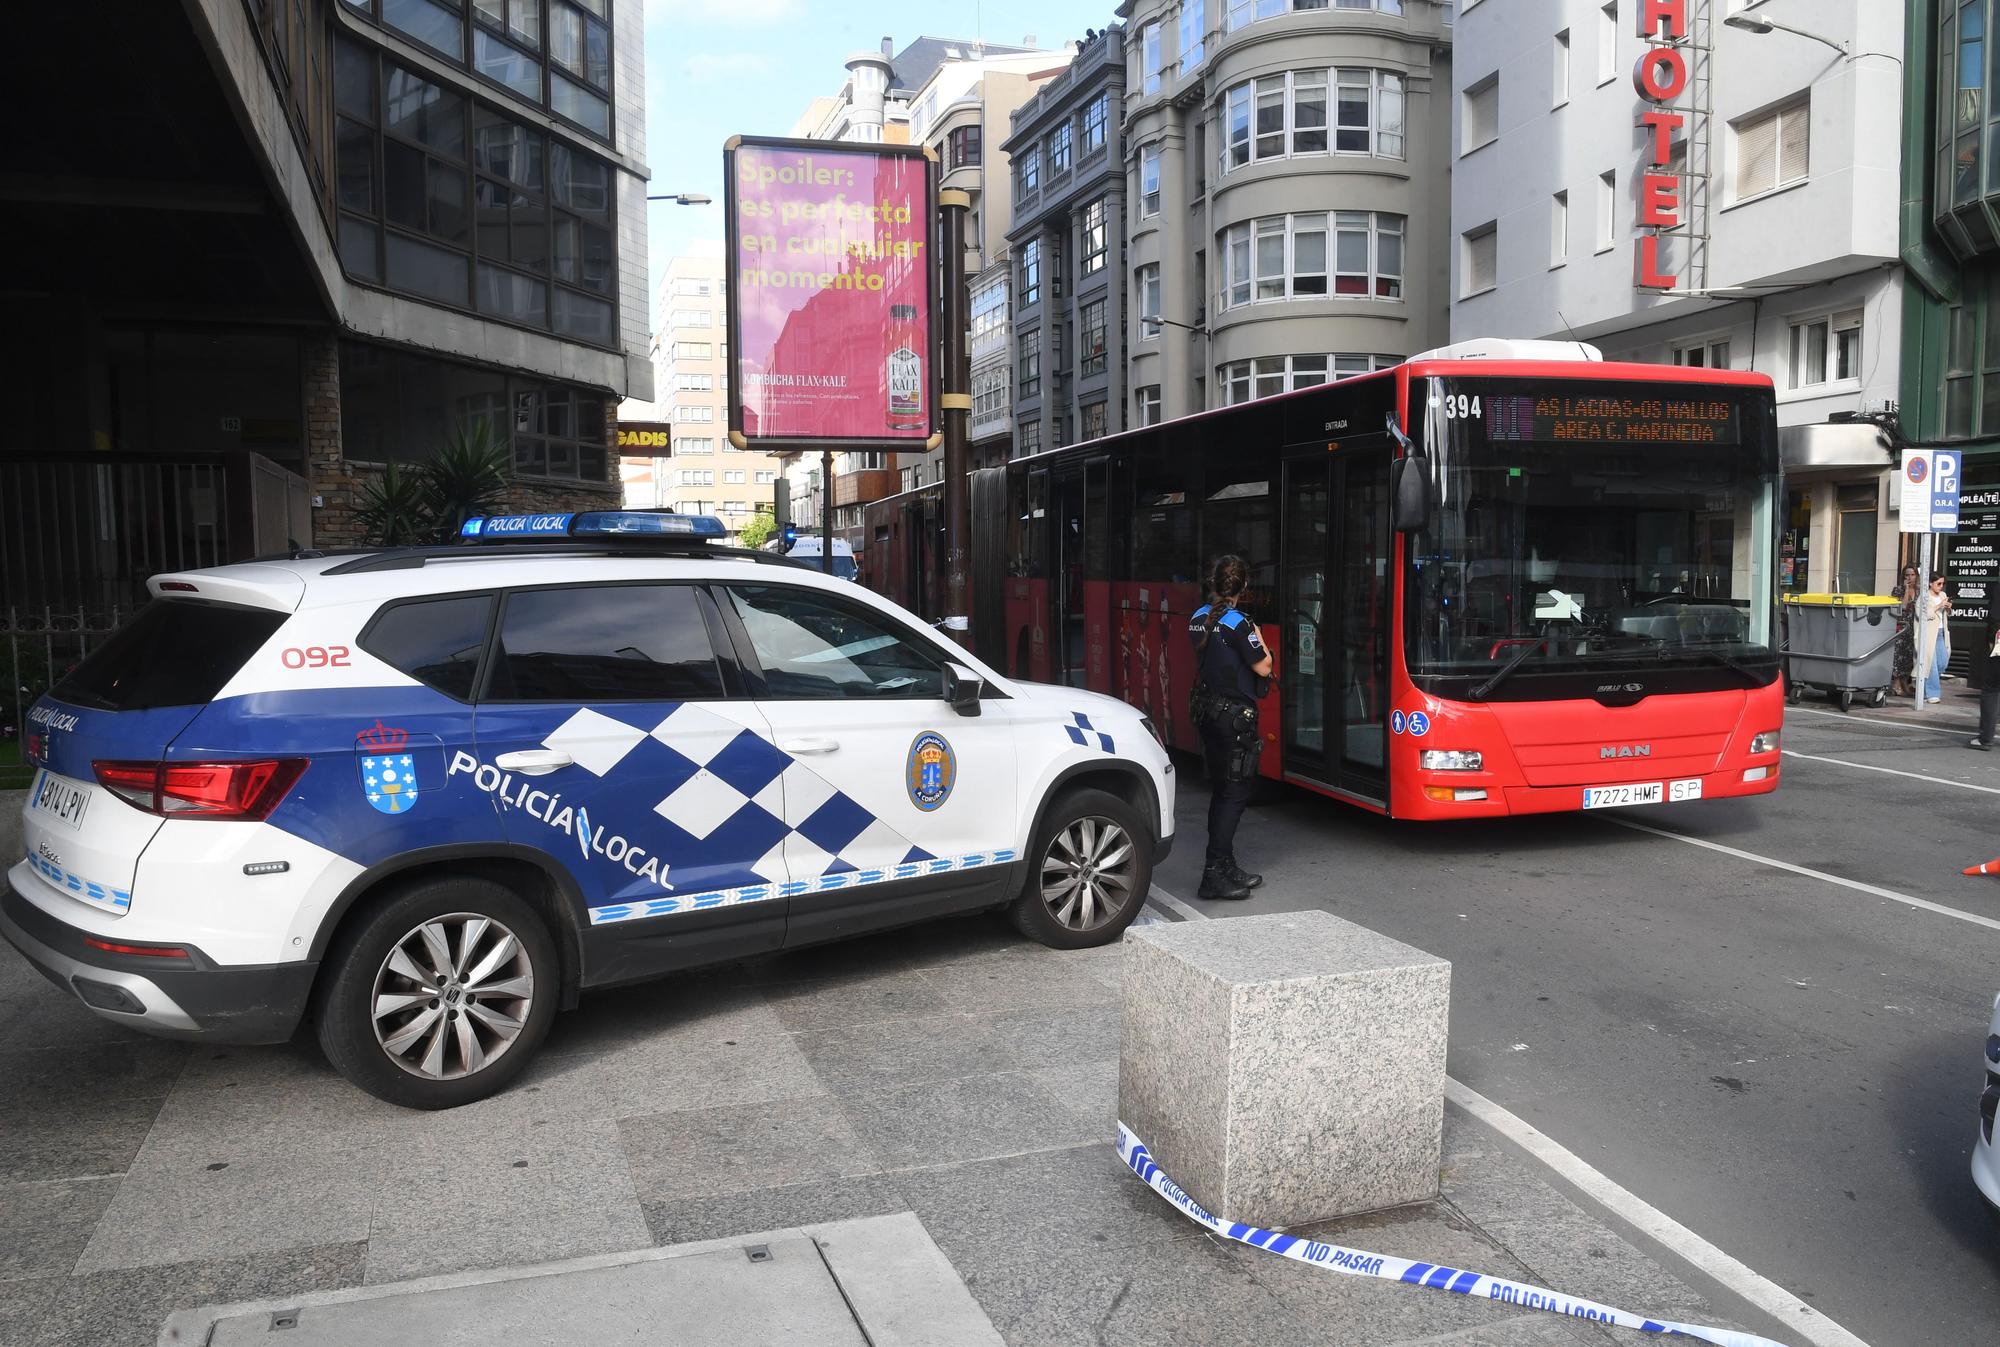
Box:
[2,0,652,615]
[1005,27,1130,458]
[1120,0,1456,427]
[1451,0,1906,595]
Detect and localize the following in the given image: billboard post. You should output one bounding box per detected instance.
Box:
[938,188,972,636]
[723,135,940,572]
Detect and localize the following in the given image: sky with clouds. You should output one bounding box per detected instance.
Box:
[639,0,1106,307]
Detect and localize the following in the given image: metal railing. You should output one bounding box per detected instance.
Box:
[2,606,125,784]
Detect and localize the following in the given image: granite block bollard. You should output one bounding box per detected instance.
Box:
[1119,910,1451,1228]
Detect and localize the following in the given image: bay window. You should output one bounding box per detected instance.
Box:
[1224,68,1404,170]
[1219,211,1402,306]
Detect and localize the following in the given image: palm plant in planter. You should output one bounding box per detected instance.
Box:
[355,420,513,546]
[354,463,430,546]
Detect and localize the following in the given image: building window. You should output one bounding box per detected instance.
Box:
[675,437,714,454]
[1462,222,1498,297]
[1597,170,1616,251]
[1142,22,1163,95]
[971,276,1008,342]
[1137,263,1162,333]
[1019,238,1042,307]
[333,37,618,344]
[1049,122,1073,176]
[1674,339,1732,369]
[1136,385,1162,426]
[723,468,746,483]
[1553,30,1571,107]
[755,469,775,484]
[1081,402,1109,442]
[1462,74,1498,155]
[1226,0,1402,30]
[1217,353,1397,405]
[1551,191,1568,267]
[678,341,712,358]
[672,405,715,422]
[1017,147,1040,197]
[949,124,983,170]
[1598,2,1618,85]
[1019,329,1042,397]
[1140,143,1161,217]
[1081,95,1109,156]
[1220,212,1402,306]
[1180,0,1207,73]
[1734,98,1810,201]
[1790,311,1863,390]
[1224,69,1404,170]
[973,364,1009,421]
[1017,421,1042,457]
[674,278,711,296]
[674,373,714,391]
[678,468,715,487]
[345,0,615,142]
[1080,199,1108,275]
[1080,299,1108,376]
[671,308,712,327]
[512,385,608,479]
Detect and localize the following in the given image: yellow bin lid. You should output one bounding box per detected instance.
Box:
[1783,593,1901,608]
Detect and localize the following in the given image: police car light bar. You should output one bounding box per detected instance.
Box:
[460,511,728,542]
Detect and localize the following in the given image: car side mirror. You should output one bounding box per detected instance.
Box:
[944,662,984,717]
[1392,454,1431,533]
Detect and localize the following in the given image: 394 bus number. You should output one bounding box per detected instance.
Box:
[1440,395,1482,420]
[281,645,351,669]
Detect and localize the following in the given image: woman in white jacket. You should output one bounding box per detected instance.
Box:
[1918,572,1955,704]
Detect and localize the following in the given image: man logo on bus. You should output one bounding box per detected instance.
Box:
[1391,710,1408,735]
[907,731,956,812]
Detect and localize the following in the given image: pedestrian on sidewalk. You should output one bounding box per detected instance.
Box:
[1971,604,2000,750]
[1892,563,1921,698]
[1187,554,1272,902]
[1919,573,1955,705]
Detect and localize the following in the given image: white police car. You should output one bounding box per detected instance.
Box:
[3,511,1172,1108]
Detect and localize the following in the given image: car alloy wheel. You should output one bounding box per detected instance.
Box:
[370,912,535,1080]
[1040,816,1136,933]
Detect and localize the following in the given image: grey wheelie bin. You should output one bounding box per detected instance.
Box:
[1781,593,1902,711]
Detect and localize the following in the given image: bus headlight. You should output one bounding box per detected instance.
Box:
[1420,749,1483,772]
[1749,731,1780,755]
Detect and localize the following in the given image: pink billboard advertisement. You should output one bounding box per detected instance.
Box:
[725,137,934,444]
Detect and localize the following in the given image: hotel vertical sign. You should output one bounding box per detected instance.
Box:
[1633,0,1689,291]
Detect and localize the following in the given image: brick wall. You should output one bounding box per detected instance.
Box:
[304,330,624,546]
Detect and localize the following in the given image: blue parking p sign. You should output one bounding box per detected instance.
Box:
[1934,450,1962,533]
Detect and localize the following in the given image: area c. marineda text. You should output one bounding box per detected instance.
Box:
[736,153,925,294]
[1632,0,1689,291]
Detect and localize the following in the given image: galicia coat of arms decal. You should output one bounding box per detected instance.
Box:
[906,731,955,812]
[360,720,420,815]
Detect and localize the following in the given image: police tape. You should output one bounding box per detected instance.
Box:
[1116,1123,1791,1347]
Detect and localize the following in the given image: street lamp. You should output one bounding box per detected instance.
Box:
[1141,314,1209,335]
[646,192,714,205]
[1723,13,1850,59]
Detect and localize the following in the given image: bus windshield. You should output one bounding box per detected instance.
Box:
[1407,376,1780,698]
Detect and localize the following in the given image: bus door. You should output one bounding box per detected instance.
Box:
[1280,443,1391,803]
[1053,457,1110,688]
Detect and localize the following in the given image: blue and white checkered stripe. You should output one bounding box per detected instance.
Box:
[26,853,132,915]
[589,847,1020,926]
[1064,712,1115,754]
[1117,1124,1791,1347]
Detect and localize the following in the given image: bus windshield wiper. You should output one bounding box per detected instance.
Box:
[1470,634,1550,701]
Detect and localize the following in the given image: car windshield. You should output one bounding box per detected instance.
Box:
[1406,377,1780,696]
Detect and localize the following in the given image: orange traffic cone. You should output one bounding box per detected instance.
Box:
[1964,857,2000,876]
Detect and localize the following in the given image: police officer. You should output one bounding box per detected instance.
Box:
[1188,554,1272,901]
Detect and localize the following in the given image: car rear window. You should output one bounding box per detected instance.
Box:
[360,594,495,700]
[53,600,287,711]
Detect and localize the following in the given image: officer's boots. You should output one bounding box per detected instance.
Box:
[1198,863,1252,901]
[1223,859,1263,890]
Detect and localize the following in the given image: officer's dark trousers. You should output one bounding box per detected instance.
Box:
[1198,714,1255,866]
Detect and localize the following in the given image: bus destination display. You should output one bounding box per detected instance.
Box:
[1481,393,1740,446]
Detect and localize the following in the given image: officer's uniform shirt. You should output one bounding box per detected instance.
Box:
[1189,605,1266,703]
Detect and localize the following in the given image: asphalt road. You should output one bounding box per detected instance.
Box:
[1152,694,2000,1347]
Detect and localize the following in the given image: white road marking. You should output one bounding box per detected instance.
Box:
[1781,749,2000,796]
[1150,881,1868,1345]
[1145,885,1207,922]
[1445,1078,1872,1347]
[1609,817,2000,934]
[1788,705,1977,738]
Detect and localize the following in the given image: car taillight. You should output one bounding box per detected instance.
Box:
[93,759,308,820]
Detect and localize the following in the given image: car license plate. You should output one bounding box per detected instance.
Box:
[1582,782,1664,809]
[29,771,92,831]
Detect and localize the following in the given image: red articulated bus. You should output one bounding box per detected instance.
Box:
[863,341,1785,820]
